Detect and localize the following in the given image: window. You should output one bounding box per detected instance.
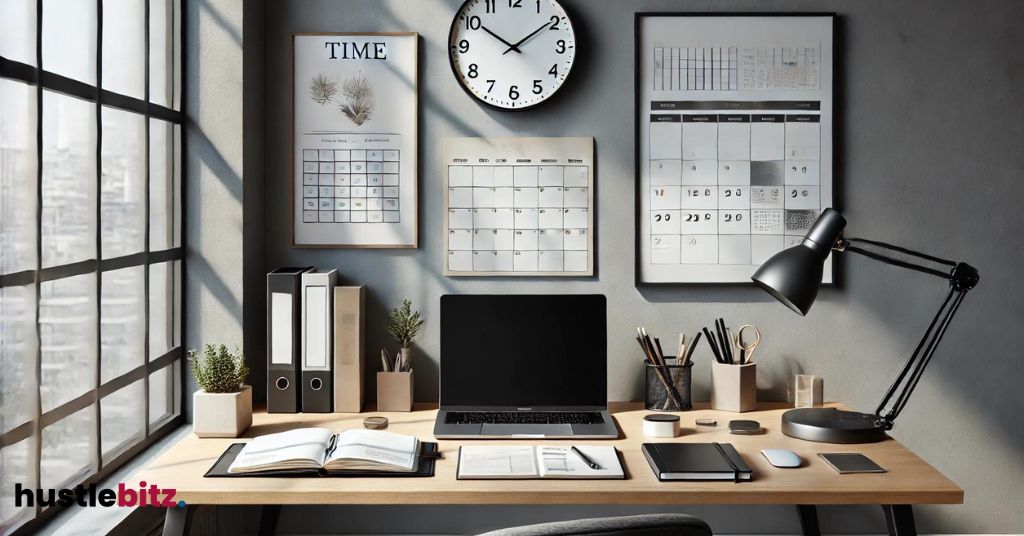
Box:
[1,0,183,532]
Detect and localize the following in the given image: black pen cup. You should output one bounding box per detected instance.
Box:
[645,359,693,411]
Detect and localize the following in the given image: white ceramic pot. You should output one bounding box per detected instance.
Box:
[193,385,253,438]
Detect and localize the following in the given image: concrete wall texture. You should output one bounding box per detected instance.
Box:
[186,0,1024,533]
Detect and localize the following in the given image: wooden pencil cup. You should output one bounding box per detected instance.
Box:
[711,361,756,412]
[377,371,413,412]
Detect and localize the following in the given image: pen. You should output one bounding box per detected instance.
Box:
[571,446,601,470]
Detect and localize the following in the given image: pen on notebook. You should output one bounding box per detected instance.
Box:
[571,446,601,470]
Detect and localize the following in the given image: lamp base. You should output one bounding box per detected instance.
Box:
[781,408,888,443]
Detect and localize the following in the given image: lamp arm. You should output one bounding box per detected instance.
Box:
[832,237,979,431]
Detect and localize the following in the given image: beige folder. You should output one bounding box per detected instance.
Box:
[333,286,365,412]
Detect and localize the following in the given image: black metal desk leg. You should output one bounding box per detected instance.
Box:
[883,505,917,536]
[162,505,189,536]
[796,505,821,536]
[259,505,282,536]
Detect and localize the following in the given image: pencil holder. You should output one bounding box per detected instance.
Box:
[645,359,692,411]
[377,371,413,412]
[711,361,756,412]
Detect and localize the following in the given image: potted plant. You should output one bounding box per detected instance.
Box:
[189,344,252,437]
[378,300,423,412]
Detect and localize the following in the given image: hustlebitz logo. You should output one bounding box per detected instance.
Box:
[14,482,185,508]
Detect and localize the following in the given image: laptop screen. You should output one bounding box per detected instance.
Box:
[440,294,607,408]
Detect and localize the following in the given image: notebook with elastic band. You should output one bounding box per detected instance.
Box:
[642,442,752,482]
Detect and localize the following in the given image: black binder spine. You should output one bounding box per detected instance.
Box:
[267,267,313,413]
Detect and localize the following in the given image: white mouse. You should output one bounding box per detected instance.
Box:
[761,448,803,468]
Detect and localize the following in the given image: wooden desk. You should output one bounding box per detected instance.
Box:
[135,403,962,536]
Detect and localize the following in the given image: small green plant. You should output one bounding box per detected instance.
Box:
[385,299,423,349]
[188,344,249,393]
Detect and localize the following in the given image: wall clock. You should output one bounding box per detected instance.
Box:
[448,0,577,111]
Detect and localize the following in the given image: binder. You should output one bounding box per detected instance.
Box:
[266,267,314,413]
[301,270,337,412]
[333,286,366,412]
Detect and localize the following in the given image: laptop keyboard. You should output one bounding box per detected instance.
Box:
[445,411,605,425]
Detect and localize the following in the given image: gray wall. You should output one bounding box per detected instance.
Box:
[212,0,1024,533]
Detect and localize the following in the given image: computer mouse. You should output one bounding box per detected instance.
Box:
[761,448,803,468]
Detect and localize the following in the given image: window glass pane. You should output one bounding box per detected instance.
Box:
[42,0,97,85]
[172,123,181,247]
[0,79,38,274]
[0,285,37,434]
[100,107,145,258]
[149,119,172,250]
[148,362,173,426]
[41,404,95,490]
[149,0,171,107]
[102,0,145,99]
[172,0,181,111]
[173,259,181,346]
[101,379,144,460]
[148,261,172,358]
[42,90,96,268]
[1,437,35,531]
[40,272,97,412]
[100,265,144,383]
[0,0,36,66]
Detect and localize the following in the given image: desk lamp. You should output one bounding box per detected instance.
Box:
[751,208,979,443]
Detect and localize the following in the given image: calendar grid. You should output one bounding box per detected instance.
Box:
[647,101,822,267]
[301,148,401,224]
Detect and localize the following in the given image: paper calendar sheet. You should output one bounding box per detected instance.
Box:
[292,33,418,247]
[443,137,594,276]
[636,15,834,283]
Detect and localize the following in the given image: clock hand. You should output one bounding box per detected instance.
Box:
[480,25,522,54]
[502,21,553,55]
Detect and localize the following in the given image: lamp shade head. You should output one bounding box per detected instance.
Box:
[751,208,847,316]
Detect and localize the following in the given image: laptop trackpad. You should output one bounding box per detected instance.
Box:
[480,424,574,437]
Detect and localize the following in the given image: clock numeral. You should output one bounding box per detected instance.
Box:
[485,0,495,12]
[535,0,541,12]
[548,64,558,77]
[549,15,561,30]
[509,85,520,101]
[508,0,522,7]
[466,15,481,30]
[468,64,479,79]
[458,39,470,53]
[532,80,543,94]
[486,79,496,93]
[556,39,566,54]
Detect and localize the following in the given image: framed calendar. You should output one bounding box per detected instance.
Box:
[634,14,835,283]
[443,137,594,276]
[291,33,418,248]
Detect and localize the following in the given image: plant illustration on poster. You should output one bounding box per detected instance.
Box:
[292,33,418,248]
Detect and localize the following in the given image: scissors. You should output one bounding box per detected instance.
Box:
[733,324,761,364]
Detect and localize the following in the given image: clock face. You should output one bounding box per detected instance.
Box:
[448,0,576,110]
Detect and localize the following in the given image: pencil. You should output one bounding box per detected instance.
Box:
[703,327,722,363]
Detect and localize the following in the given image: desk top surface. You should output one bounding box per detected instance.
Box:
[132,402,963,505]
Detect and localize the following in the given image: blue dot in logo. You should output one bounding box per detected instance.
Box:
[177,500,186,508]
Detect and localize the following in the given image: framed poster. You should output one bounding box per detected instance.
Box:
[292,32,418,248]
[635,14,835,283]
[442,137,595,276]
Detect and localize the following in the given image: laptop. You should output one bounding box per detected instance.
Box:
[433,294,618,439]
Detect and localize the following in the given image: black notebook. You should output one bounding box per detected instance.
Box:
[642,443,752,482]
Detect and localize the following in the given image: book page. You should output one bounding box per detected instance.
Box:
[325,429,419,472]
[537,446,624,479]
[227,427,333,473]
[457,445,538,479]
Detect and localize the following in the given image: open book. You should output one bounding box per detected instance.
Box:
[457,445,623,480]
[227,428,420,474]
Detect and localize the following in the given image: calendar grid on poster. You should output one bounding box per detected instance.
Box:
[301,147,401,224]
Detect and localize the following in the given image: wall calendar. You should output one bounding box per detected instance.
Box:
[292,32,418,248]
[635,15,834,283]
[443,137,594,276]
